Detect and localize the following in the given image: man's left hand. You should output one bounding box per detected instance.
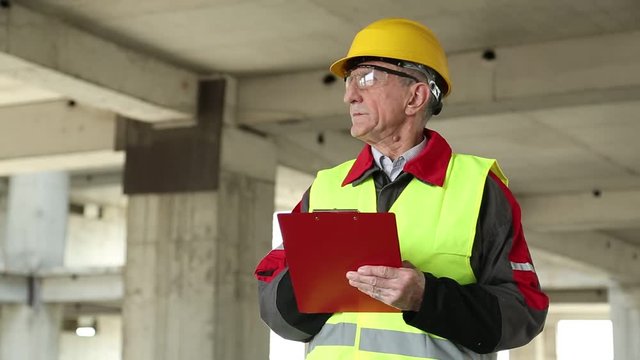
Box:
[346,261,425,311]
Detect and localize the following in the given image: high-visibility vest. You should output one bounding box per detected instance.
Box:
[306,153,507,360]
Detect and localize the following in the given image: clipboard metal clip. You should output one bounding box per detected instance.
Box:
[312,209,361,221]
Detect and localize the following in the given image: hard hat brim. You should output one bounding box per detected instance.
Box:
[329,57,350,79]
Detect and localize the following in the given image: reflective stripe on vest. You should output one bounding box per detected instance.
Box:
[306,153,506,360]
[308,322,497,360]
[308,323,357,352]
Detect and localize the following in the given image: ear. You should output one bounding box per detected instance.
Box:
[405,83,430,117]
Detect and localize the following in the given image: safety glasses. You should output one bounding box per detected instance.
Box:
[344,64,420,90]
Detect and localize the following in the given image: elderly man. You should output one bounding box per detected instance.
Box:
[255,18,548,359]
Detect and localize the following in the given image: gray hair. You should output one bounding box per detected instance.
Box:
[397,62,443,121]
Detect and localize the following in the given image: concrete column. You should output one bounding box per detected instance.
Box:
[0,172,69,360]
[0,304,63,360]
[541,319,557,360]
[609,283,640,359]
[123,127,275,360]
[0,179,7,269]
[214,128,274,359]
[123,191,219,359]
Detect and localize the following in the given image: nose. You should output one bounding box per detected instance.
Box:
[343,80,362,104]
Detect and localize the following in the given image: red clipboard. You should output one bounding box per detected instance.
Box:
[278,211,402,313]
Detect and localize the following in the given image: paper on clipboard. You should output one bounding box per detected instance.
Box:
[278,211,402,313]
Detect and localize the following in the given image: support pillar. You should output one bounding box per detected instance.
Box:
[540,319,557,360]
[0,179,7,269]
[0,172,69,360]
[123,79,274,359]
[609,283,640,359]
[213,129,274,359]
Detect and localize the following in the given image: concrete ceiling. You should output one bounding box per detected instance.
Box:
[2,0,640,291]
[17,0,640,74]
[430,101,640,195]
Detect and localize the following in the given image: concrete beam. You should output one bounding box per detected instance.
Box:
[274,135,336,175]
[546,289,608,304]
[0,268,123,304]
[40,269,123,303]
[273,130,361,176]
[70,172,123,190]
[0,100,123,175]
[528,231,640,284]
[0,4,198,123]
[220,126,277,183]
[251,114,349,134]
[237,69,344,127]
[0,151,124,176]
[521,189,640,232]
[237,30,640,128]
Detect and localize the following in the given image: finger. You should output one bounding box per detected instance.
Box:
[348,279,373,291]
[363,276,391,290]
[372,286,392,302]
[346,271,358,280]
[358,266,396,278]
[347,271,377,284]
[354,285,372,297]
[346,272,373,285]
[348,271,383,285]
[372,288,382,300]
[349,279,386,295]
[354,284,384,301]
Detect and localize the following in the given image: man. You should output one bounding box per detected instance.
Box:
[255,18,548,359]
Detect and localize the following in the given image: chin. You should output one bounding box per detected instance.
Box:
[350,121,367,138]
[350,126,363,139]
[350,131,370,143]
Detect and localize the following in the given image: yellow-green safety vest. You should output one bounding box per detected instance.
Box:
[306,153,507,360]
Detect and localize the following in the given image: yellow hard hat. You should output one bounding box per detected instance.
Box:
[330,18,452,97]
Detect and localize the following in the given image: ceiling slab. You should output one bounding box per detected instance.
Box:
[17,0,640,75]
[529,231,640,284]
[0,75,61,106]
[1,4,198,123]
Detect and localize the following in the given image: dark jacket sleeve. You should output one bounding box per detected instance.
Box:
[403,173,549,353]
[255,188,332,342]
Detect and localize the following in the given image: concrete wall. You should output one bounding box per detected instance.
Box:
[65,205,126,268]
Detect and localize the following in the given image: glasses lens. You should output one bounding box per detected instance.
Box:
[359,70,376,88]
[345,67,388,89]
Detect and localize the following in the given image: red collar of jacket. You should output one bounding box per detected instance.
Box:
[341,129,452,187]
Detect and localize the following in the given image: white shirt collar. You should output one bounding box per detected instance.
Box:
[371,137,427,181]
